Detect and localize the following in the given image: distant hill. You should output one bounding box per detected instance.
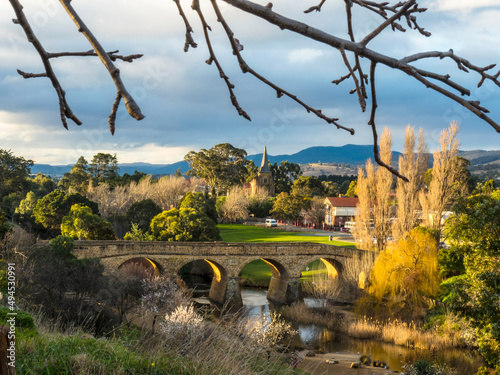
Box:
[247,145,401,166]
[31,145,500,178]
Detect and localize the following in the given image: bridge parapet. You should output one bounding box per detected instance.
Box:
[73,240,370,258]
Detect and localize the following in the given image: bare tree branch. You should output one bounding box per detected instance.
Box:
[48,50,144,63]
[360,0,416,46]
[343,0,367,111]
[173,0,198,52]
[304,0,327,14]
[8,0,500,180]
[59,0,145,124]
[222,0,500,135]
[9,0,81,129]
[369,62,409,182]
[210,0,354,133]
[191,0,251,121]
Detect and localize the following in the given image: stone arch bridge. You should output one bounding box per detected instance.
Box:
[73,241,376,310]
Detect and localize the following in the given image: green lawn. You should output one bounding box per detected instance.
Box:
[218,223,355,247]
[240,258,329,287]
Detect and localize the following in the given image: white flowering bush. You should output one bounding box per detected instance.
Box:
[244,311,297,350]
[160,304,203,339]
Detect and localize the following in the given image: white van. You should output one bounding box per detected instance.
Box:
[265,218,278,227]
[344,221,356,232]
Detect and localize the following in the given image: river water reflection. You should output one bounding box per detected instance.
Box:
[240,287,484,374]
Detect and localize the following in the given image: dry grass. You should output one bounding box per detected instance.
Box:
[19,306,301,375]
[281,301,473,352]
[342,315,472,350]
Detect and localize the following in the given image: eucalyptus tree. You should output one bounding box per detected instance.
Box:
[184,143,250,196]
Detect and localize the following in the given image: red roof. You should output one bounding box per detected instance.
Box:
[324,197,359,207]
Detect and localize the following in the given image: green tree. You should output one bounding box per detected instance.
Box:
[1,192,22,220]
[270,161,302,194]
[443,191,500,370]
[184,143,250,196]
[115,170,148,186]
[0,209,11,240]
[14,191,39,231]
[0,149,34,201]
[58,156,90,194]
[345,180,358,197]
[248,195,275,218]
[340,180,352,195]
[124,223,155,241]
[89,153,119,184]
[61,204,115,240]
[179,192,218,224]
[291,176,324,197]
[150,207,220,242]
[321,181,341,197]
[17,235,110,333]
[126,199,162,232]
[28,173,57,198]
[270,192,309,223]
[33,190,99,236]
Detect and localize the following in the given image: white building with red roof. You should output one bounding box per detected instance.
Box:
[323,196,359,227]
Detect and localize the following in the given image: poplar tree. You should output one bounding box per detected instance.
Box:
[354,128,394,252]
[419,122,462,235]
[392,127,428,241]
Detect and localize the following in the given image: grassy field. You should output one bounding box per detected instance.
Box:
[240,259,328,287]
[218,224,355,247]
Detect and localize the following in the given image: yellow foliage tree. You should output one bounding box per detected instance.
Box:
[368,227,440,314]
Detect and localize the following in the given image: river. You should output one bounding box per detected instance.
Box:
[187,277,484,374]
[242,288,483,374]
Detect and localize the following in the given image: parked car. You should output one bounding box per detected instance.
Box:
[265,218,278,227]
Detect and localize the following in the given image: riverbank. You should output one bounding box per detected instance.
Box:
[296,352,397,375]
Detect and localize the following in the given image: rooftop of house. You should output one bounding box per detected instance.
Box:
[324,196,359,207]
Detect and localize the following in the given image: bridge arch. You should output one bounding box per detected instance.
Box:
[118,257,161,278]
[176,258,242,309]
[239,257,292,305]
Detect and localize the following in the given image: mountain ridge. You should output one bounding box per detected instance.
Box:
[31,145,500,177]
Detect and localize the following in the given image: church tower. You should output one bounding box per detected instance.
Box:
[251,146,275,196]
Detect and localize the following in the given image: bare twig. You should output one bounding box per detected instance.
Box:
[360,0,416,46]
[59,0,145,126]
[109,93,121,135]
[192,0,251,121]
[401,49,500,89]
[16,70,47,79]
[304,0,327,14]
[369,62,409,182]
[48,50,144,63]
[210,0,354,134]
[222,0,500,134]
[339,47,366,111]
[344,0,368,111]
[9,0,81,129]
[173,0,198,52]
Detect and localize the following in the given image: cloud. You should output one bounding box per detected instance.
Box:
[0,0,499,166]
[426,0,500,12]
[288,48,325,65]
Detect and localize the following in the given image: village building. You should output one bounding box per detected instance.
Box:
[323,196,359,227]
[250,146,275,196]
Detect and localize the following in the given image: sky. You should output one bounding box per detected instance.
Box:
[0,0,499,165]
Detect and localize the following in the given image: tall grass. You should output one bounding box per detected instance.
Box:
[18,308,304,375]
[280,302,475,351]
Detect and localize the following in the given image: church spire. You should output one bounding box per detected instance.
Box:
[260,146,271,173]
